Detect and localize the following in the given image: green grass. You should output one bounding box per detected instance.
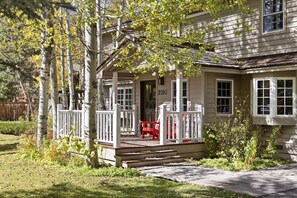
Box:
[0,134,251,198]
[188,157,291,171]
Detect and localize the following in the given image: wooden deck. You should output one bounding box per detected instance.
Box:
[99,135,206,167]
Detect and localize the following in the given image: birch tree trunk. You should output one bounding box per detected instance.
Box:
[84,0,99,167]
[37,10,54,148]
[59,8,67,109]
[115,0,125,49]
[50,50,59,139]
[66,9,75,110]
[96,0,106,110]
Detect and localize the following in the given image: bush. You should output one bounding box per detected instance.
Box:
[203,123,220,158]
[0,120,35,135]
[18,133,141,177]
[203,97,281,168]
[18,133,85,166]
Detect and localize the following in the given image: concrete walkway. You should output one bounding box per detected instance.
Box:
[136,162,297,197]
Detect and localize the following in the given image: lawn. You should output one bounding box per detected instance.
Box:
[0,134,251,198]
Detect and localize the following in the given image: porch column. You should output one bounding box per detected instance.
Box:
[176,68,183,143]
[160,104,167,145]
[56,104,63,139]
[112,71,118,109]
[113,104,121,148]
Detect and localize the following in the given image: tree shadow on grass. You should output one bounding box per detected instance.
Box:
[0,182,110,198]
[0,179,249,198]
[96,177,250,198]
[0,143,18,152]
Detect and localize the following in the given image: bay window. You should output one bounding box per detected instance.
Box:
[253,78,295,117]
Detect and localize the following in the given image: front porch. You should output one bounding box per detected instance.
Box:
[56,103,204,147]
[56,102,205,167]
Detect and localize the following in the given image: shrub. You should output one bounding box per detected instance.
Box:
[0,120,34,135]
[18,132,98,167]
[203,97,281,168]
[203,123,220,158]
[262,126,281,159]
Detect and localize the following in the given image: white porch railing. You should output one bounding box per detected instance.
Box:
[159,104,203,145]
[57,109,83,138]
[57,103,203,148]
[57,104,136,147]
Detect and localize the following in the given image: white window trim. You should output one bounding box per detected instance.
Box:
[261,0,286,34]
[253,77,295,117]
[275,77,295,118]
[216,79,234,116]
[109,86,134,110]
[171,80,188,111]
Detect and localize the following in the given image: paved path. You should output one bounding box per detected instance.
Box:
[137,163,297,197]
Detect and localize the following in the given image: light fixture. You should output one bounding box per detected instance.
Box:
[158,77,164,85]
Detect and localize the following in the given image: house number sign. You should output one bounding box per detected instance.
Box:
[158,90,167,95]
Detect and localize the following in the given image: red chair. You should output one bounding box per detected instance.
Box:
[141,121,160,139]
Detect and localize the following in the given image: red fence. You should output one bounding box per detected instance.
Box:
[0,102,27,121]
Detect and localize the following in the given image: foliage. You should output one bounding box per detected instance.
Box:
[19,132,83,166]
[112,0,253,77]
[189,157,291,171]
[0,120,35,135]
[1,134,251,198]
[0,0,74,20]
[203,97,282,169]
[0,67,20,101]
[203,123,220,158]
[262,126,281,159]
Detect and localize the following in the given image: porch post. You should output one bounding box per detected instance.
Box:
[160,104,167,145]
[112,71,118,109]
[56,104,62,139]
[132,105,137,134]
[81,103,85,140]
[113,104,121,148]
[176,68,183,143]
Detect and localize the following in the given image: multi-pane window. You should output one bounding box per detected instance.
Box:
[117,87,133,110]
[254,78,295,116]
[277,79,293,115]
[172,81,188,111]
[257,80,270,115]
[217,80,233,114]
[263,0,284,33]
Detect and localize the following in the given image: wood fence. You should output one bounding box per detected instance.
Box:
[0,102,27,121]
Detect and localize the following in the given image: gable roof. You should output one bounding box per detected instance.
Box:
[97,36,297,74]
[97,38,240,74]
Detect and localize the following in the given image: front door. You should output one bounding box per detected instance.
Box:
[140,80,156,121]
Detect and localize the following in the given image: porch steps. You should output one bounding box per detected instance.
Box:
[117,149,184,168]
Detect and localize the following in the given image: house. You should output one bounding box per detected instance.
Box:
[57,0,297,166]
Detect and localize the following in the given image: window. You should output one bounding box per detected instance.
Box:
[117,87,133,110]
[277,79,293,115]
[263,0,284,33]
[256,80,270,115]
[216,80,233,114]
[172,80,188,111]
[253,78,295,116]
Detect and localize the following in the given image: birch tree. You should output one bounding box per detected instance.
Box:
[50,49,59,139]
[96,0,106,110]
[65,9,76,110]
[59,8,68,109]
[84,0,99,167]
[37,10,54,148]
